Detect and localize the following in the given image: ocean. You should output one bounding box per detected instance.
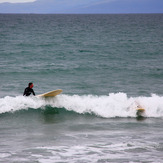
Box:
[0,14,163,163]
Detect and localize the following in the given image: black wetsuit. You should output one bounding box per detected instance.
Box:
[23,87,35,96]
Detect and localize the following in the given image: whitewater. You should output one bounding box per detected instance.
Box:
[1,93,163,118]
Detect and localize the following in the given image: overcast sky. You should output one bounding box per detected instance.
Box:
[0,0,162,13]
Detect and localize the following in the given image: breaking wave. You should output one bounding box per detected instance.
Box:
[0,93,163,118]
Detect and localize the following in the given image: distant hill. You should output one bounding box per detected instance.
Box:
[0,0,162,14]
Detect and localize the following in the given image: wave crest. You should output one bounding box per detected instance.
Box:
[0,93,163,118]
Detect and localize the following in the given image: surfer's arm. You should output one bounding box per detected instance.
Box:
[23,88,27,96]
[32,89,35,96]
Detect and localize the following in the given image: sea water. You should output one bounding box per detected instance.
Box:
[0,14,163,162]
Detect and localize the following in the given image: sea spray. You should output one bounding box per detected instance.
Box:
[0,93,163,118]
[0,96,43,114]
[57,93,136,117]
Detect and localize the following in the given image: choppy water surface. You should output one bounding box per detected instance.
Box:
[0,14,163,162]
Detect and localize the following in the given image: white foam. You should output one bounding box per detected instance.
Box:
[0,153,11,158]
[0,96,44,114]
[56,93,163,118]
[36,141,161,163]
[0,93,163,118]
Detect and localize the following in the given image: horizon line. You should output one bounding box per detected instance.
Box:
[0,12,163,14]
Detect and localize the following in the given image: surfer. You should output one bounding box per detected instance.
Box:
[23,82,35,96]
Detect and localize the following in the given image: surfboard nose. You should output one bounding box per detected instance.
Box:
[37,89,63,97]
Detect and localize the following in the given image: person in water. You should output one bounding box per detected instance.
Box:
[23,82,35,96]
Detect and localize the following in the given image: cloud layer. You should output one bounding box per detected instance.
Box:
[0,0,36,3]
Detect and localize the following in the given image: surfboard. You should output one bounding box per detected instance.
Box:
[136,107,145,117]
[37,89,62,97]
[137,108,145,112]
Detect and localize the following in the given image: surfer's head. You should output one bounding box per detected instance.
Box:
[28,82,34,88]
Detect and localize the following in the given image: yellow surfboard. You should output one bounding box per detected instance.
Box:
[136,108,145,112]
[136,107,145,117]
[37,89,62,97]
